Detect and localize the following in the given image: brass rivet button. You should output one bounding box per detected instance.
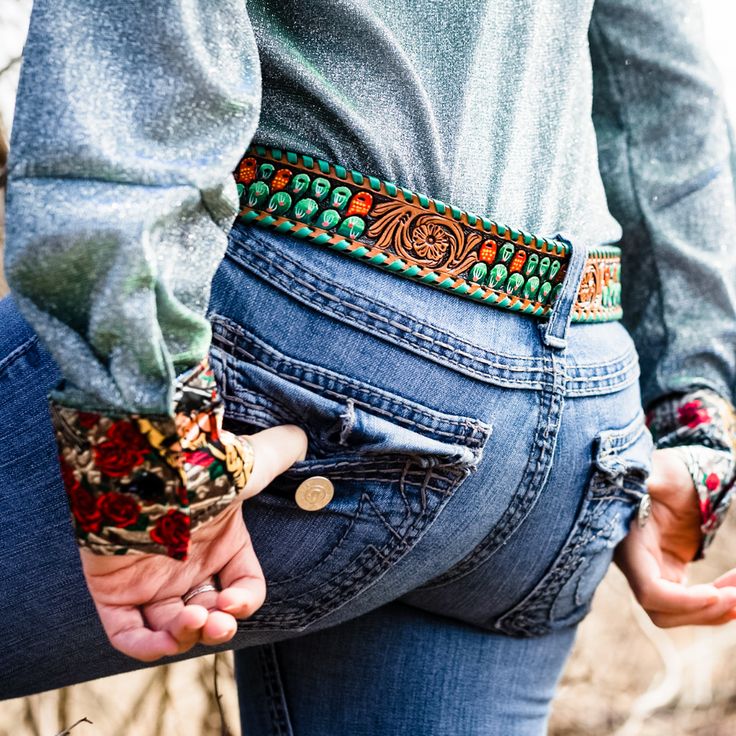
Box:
[295,476,334,511]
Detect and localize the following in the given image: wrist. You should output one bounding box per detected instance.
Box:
[50,356,254,561]
[647,388,736,559]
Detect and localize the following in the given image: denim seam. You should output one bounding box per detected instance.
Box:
[237,464,469,628]
[263,458,423,607]
[217,367,298,426]
[414,352,565,591]
[266,492,366,588]
[212,319,488,444]
[494,491,625,637]
[363,492,405,540]
[568,350,637,383]
[569,344,639,372]
[0,335,38,378]
[257,644,294,736]
[223,245,555,390]
[229,226,545,365]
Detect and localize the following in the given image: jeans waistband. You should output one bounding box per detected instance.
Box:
[233,145,623,342]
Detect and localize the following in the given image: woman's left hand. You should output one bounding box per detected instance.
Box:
[615,448,736,627]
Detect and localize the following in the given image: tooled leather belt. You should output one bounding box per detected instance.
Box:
[234,145,622,323]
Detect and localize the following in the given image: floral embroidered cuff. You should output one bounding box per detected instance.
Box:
[646,388,736,558]
[50,357,255,560]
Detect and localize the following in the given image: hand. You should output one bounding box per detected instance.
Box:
[81,423,308,661]
[615,447,736,627]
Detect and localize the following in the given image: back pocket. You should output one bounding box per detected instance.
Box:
[493,409,652,637]
[209,314,493,630]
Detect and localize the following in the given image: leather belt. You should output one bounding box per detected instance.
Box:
[234,145,622,323]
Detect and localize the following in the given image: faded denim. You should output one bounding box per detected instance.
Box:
[1,221,651,733]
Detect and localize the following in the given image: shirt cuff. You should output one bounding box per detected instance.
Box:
[49,357,254,560]
[646,388,736,558]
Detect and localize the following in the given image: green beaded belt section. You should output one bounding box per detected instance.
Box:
[234,145,623,323]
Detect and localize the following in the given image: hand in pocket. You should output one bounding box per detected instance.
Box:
[80,424,307,661]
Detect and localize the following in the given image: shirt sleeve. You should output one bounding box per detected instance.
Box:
[3,1,261,557]
[647,388,736,557]
[589,0,736,410]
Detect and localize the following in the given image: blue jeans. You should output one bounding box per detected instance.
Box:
[0,222,651,734]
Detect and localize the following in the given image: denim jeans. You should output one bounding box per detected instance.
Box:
[0,221,651,734]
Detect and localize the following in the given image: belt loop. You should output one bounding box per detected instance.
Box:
[540,235,588,351]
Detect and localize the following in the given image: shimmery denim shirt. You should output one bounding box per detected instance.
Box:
[5,0,736,416]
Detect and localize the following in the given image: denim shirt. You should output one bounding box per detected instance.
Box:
[5,0,736,416]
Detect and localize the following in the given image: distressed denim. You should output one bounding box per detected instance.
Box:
[0,222,651,733]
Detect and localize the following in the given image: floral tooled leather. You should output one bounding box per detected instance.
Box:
[647,388,736,558]
[50,358,254,560]
[235,146,623,323]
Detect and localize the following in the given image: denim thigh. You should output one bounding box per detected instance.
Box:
[0,220,646,698]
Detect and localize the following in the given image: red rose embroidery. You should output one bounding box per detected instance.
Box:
[97,492,141,528]
[706,473,721,492]
[678,400,711,429]
[92,420,151,477]
[77,412,101,430]
[93,440,147,477]
[68,485,102,534]
[107,421,150,452]
[58,456,79,493]
[150,509,191,559]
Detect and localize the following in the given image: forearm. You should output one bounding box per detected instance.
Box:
[5,0,261,414]
[4,0,262,558]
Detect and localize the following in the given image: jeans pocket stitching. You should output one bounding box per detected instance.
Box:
[212,316,489,448]
[237,462,471,630]
[493,414,650,637]
[265,492,367,590]
[412,376,561,591]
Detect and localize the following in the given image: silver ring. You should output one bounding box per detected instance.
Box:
[182,582,218,605]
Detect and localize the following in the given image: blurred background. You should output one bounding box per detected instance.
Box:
[1,1,735,734]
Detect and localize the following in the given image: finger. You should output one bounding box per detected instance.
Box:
[216,533,266,619]
[241,424,309,497]
[650,601,736,628]
[96,602,179,662]
[181,578,220,612]
[634,579,722,614]
[713,568,736,589]
[142,598,208,653]
[201,610,238,646]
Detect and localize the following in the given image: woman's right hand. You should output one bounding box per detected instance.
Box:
[80,423,308,661]
[615,447,736,627]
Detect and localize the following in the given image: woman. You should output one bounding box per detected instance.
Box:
[1,0,736,733]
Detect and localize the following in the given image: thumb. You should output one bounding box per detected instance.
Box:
[239,423,309,496]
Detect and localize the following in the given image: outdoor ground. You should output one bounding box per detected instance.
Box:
[2,1,736,733]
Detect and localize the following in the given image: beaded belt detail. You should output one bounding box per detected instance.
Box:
[235,145,622,323]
